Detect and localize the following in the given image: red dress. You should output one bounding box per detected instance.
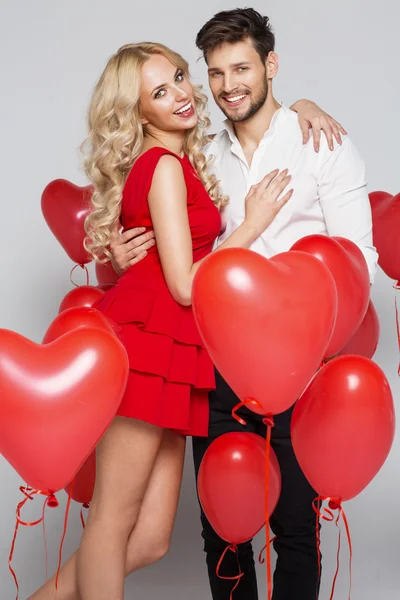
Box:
[95,147,221,437]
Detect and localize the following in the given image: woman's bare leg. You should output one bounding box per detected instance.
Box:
[28,428,185,600]
[76,416,164,600]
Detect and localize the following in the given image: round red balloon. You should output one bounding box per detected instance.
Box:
[291,355,395,502]
[59,286,105,313]
[43,306,117,344]
[291,235,370,357]
[95,261,120,286]
[198,432,281,544]
[97,283,115,292]
[41,179,93,265]
[65,451,96,505]
[339,300,380,359]
[193,248,337,416]
[370,191,400,282]
[0,327,128,494]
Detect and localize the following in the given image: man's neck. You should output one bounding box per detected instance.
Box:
[231,94,281,165]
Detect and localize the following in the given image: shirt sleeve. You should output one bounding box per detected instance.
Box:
[317,137,378,283]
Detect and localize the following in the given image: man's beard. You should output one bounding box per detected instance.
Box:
[218,76,268,123]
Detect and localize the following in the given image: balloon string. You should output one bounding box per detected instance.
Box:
[329,511,342,600]
[263,417,274,600]
[55,479,74,589]
[315,499,322,599]
[80,503,90,529]
[70,264,90,287]
[258,537,276,565]
[312,497,352,600]
[338,504,353,599]
[231,398,266,426]
[41,497,49,582]
[215,544,243,600]
[231,402,248,426]
[394,282,400,376]
[8,487,57,599]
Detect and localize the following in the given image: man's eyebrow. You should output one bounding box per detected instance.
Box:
[208,61,251,73]
[151,68,180,95]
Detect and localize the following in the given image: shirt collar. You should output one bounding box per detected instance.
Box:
[222,102,289,147]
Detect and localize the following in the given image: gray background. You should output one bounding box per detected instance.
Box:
[0,0,399,598]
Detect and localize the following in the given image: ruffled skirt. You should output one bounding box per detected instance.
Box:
[94,281,214,437]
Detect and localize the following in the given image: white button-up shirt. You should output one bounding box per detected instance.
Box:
[204,104,378,283]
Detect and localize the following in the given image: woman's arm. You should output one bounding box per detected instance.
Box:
[148,156,292,306]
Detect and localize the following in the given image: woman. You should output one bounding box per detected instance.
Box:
[30,42,343,600]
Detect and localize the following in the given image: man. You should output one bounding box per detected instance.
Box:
[110,9,378,599]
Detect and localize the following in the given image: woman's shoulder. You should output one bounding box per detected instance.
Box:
[149,152,187,197]
[125,146,184,191]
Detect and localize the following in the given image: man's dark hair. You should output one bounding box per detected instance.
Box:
[196,8,275,64]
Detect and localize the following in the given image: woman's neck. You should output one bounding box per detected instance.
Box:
[143,128,185,157]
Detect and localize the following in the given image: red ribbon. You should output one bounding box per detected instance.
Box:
[263,416,274,600]
[70,263,90,287]
[312,496,353,600]
[80,502,90,529]
[8,487,58,600]
[215,544,244,600]
[258,536,277,564]
[231,397,266,426]
[55,479,74,589]
[42,497,49,582]
[394,282,400,376]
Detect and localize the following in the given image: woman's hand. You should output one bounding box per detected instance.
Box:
[290,99,347,152]
[244,169,293,236]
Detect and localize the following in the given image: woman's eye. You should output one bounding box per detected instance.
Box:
[155,89,166,99]
[176,71,184,82]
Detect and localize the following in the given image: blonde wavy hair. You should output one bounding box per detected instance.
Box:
[83,42,227,262]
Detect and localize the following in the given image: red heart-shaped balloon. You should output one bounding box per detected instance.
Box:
[369,191,400,282]
[192,248,337,415]
[95,261,120,286]
[43,306,118,344]
[0,327,128,493]
[339,300,380,359]
[59,285,105,313]
[290,235,370,357]
[41,179,93,265]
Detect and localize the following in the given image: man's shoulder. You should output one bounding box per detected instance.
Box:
[279,105,306,139]
[278,106,363,171]
[316,133,361,166]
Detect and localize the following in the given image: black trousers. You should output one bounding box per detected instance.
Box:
[192,371,320,600]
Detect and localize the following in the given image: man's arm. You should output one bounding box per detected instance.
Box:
[110,106,349,273]
[317,137,378,283]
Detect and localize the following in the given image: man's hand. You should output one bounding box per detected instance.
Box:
[290,99,347,153]
[110,224,155,275]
